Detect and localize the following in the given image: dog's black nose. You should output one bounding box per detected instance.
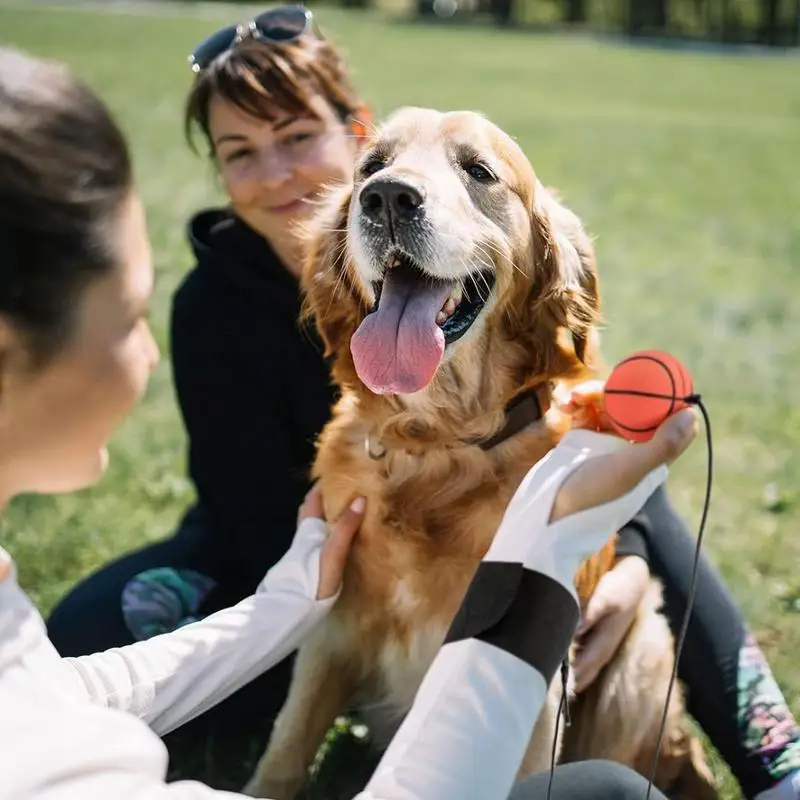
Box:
[359,179,424,224]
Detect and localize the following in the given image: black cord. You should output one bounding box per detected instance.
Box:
[543,394,712,800]
[644,395,712,799]
[546,660,571,800]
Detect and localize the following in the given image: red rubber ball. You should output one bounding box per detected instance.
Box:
[603,350,693,443]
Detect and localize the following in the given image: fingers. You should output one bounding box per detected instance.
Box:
[573,595,637,693]
[573,626,616,693]
[575,557,649,638]
[575,591,612,638]
[554,380,604,408]
[298,482,325,524]
[555,380,612,432]
[648,407,700,465]
[601,407,698,481]
[316,496,366,601]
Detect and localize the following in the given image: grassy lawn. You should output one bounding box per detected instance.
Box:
[1,2,798,797]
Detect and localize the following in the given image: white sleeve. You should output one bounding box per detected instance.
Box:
[0,556,237,799]
[0,430,666,800]
[0,519,336,800]
[355,429,667,800]
[3,517,336,738]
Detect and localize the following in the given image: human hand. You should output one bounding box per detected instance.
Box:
[298,483,366,601]
[549,402,698,524]
[554,379,611,434]
[572,555,650,692]
[483,405,697,598]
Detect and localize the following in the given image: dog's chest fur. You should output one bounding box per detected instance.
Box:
[312,400,563,736]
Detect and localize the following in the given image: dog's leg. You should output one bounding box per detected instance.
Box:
[560,579,718,799]
[243,625,359,800]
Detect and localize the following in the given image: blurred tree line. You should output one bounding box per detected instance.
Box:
[173,0,799,46]
[417,0,800,46]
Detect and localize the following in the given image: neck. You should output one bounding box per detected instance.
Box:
[269,234,304,279]
[0,463,14,515]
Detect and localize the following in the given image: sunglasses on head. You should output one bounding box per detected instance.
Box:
[188,4,314,73]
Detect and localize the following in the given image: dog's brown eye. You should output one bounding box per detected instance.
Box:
[465,163,496,183]
[362,158,385,177]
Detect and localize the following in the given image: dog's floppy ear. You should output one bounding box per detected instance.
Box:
[528,184,601,365]
[299,183,364,362]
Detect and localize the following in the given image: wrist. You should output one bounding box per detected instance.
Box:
[559,428,629,454]
[613,554,651,586]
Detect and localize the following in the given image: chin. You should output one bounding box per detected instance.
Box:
[40,447,110,495]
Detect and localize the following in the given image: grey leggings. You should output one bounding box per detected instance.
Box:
[510,760,668,800]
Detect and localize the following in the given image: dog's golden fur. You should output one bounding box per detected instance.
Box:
[244,108,716,800]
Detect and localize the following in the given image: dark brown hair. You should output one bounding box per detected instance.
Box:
[0,47,134,363]
[184,34,366,156]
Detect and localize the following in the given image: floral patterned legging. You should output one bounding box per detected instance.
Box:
[629,486,800,798]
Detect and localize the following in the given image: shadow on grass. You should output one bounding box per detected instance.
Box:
[165,715,380,799]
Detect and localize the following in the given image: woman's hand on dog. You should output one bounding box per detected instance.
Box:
[298,483,367,601]
[572,555,651,692]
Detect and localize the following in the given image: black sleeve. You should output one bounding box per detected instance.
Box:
[614,514,651,565]
[170,283,311,585]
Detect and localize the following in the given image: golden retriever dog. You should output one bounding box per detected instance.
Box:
[244,107,716,800]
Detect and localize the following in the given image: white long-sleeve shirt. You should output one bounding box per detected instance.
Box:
[0,429,667,800]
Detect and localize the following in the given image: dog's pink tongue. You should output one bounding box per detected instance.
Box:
[351,268,453,395]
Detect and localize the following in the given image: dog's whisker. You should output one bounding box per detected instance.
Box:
[480,241,526,278]
[468,255,493,296]
[321,243,353,321]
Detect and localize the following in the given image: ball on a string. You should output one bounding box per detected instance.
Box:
[603,350,694,443]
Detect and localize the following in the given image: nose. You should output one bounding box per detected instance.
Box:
[359,178,425,225]
[258,149,293,190]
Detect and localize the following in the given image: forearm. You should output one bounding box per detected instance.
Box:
[357,430,667,800]
[64,519,333,736]
[0,429,668,800]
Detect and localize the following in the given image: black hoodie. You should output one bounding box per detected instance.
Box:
[169,209,337,589]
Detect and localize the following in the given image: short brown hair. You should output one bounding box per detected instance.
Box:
[184,33,366,156]
[0,46,133,364]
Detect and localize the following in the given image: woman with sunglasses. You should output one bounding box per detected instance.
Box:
[0,43,694,800]
[44,7,800,799]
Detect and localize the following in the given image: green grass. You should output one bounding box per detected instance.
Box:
[1,2,799,797]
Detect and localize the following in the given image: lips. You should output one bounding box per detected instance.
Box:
[265,194,314,215]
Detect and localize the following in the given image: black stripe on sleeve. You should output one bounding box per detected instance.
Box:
[444,562,580,683]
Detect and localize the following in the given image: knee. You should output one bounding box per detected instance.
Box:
[46,570,133,656]
[587,761,660,798]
